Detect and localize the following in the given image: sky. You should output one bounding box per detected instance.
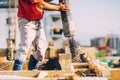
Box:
[68,0,120,46]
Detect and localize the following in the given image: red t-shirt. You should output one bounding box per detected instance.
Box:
[18,0,44,20]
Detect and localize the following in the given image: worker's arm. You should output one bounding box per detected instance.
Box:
[30,0,43,3]
[36,1,70,11]
[31,0,52,3]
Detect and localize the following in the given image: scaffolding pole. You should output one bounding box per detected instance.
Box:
[14,0,17,51]
[7,0,13,60]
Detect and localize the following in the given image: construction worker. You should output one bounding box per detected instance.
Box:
[13,0,70,70]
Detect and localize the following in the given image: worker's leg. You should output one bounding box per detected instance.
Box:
[28,54,40,70]
[28,21,48,70]
[13,18,36,70]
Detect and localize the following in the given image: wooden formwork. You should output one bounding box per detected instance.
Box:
[59,53,73,71]
[0,49,6,63]
[88,60,120,80]
[0,61,28,71]
[1,47,120,80]
[0,70,74,80]
[79,47,97,60]
[110,68,120,80]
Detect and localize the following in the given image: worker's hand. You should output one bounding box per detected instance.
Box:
[36,1,70,12]
[59,3,70,11]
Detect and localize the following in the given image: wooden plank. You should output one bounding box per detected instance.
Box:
[74,68,88,72]
[72,63,89,70]
[38,70,74,79]
[110,69,120,80]
[0,75,36,80]
[79,77,108,80]
[0,61,28,71]
[0,57,6,63]
[0,62,12,70]
[49,47,58,59]
[101,68,111,78]
[72,63,88,66]
[59,53,73,71]
[0,70,74,80]
[0,71,40,78]
[0,49,6,57]
[0,49,6,63]
[79,47,96,60]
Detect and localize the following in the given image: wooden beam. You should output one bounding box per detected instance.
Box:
[0,70,74,79]
[74,68,88,72]
[59,53,73,71]
[72,63,88,66]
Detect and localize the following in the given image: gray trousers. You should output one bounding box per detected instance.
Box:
[15,17,48,61]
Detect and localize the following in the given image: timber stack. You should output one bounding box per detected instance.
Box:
[0,46,120,80]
